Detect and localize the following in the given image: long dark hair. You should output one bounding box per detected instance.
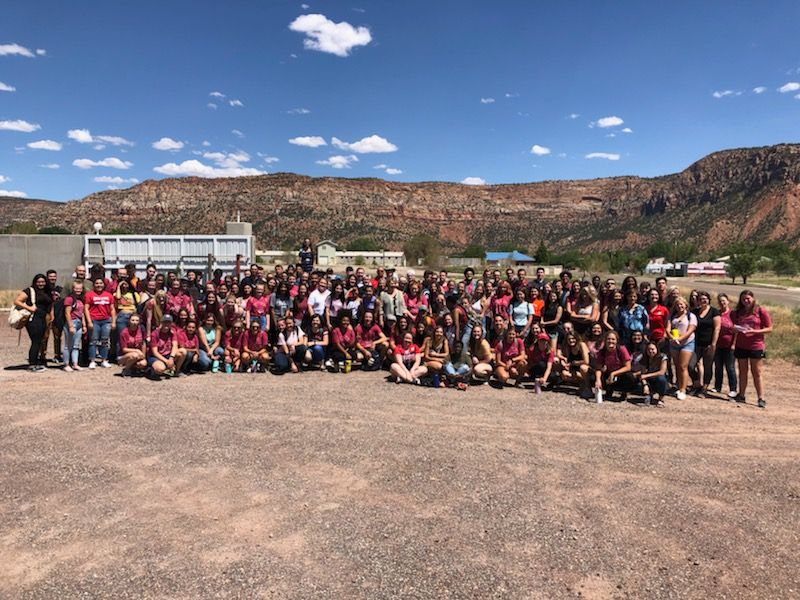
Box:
[30,274,48,303]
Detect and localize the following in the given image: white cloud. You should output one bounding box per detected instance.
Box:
[72,157,133,170]
[0,175,9,183]
[0,189,27,198]
[288,107,311,114]
[331,134,397,153]
[36,49,46,56]
[66,129,132,145]
[93,144,106,151]
[152,137,184,151]
[202,150,252,168]
[591,116,624,128]
[201,140,211,147]
[504,92,519,98]
[316,154,358,169]
[27,139,62,151]
[621,127,633,133]
[301,3,310,8]
[567,113,580,119]
[712,89,740,98]
[289,135,327,147]
[209,91,226,98]
[231,129,245,138]
[480,97,495,104]
[207,102,217,110]
[289,13,372,57]
[752,86,767,94]
[605,133,616,138]
[153,160,264,178]
[0,81,16,92]
[585,152,620,161]
[39,163,60,169]
[0,119,41,132]
[778,82,800,93]
[461,177,486,185]
[385,168,402,175]
[93,176,139,184]
[229,99,244,107]
[67,128,93,143]
[290,53,298,59]
[262,156,280,164]
[373,164,387,169]
[530,144,551,156]
[557,153,567,158]
[796,94,800,100]
[0,43,36,57]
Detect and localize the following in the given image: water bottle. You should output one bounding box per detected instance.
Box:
[431,373,440,388]
[534,380,542,394]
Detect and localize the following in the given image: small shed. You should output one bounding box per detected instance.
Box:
[316,240,338,266]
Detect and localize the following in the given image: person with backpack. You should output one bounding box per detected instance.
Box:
[13,274,53,372]
[62,280,88,372]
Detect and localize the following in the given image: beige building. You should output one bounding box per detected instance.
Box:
[316,240,406,267]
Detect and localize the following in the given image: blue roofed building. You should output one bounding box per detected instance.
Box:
[484,251,537,266]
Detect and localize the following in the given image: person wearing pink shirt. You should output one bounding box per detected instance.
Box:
[242,320,271,372]
[730,290,772,408]
[84,278,116,368]
[149,315,179,378]
[246,283,270,331]
[166,279,195,319]
[118,313,147,375]
[713,293,738,399]
[223,321,246,373]
[176,319,201,374]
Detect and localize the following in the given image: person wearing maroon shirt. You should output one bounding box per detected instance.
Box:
[327,313,358,372]
[176,319,201,374]
[118,313,147,375]
[391,332,428,384]
[493,328,528,386]
[713,293,738,399]
[84,278,116,368]
[592,330,634,403]
[526,333,555,388]
[355,311,388,370]
[224,321,246,373]
[166,279,195,319]
[242,320,271,372]
[246,283,270,331]
[730,290,772,408]
[149,315,179,378]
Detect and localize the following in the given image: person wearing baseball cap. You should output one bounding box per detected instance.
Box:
[526,332,555,393]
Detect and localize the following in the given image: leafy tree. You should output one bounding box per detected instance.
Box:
[461,244,486,258]
[726,252,758,284]
[403,234,441,266]
[607,251,627,274]
[2,221,38,234]
[629,252,650,275]
[535,240,551,264]
[347,237,380,252]
[773,253,799,276]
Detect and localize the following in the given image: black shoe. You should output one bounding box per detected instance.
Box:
[735,394,746,404]
[757,398,766,409]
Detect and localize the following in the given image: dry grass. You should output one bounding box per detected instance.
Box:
[764,303,800,364]
[0,290,19,310]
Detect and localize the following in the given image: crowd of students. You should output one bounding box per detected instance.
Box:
[13,251,773,408]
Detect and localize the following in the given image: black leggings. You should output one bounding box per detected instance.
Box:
[274,345,307,373]
[26,315,47,366]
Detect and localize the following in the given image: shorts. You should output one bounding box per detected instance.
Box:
[147,356,167,366]
[734,348,766,360]
[671,339,695,354]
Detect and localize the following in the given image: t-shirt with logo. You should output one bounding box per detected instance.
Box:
[85,290,114,321]
[150,328,175,358]
[244,330,269,352]
[494,338,525,363]
[246,295,270,318]
[177,329,200,350]
[395,343,421,367]
[119,326,144,351]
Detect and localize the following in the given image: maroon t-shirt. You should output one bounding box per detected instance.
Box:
[177,329,199,350]
[356,324,383,348]
[332,326,356,348]
[150,328,175,358]
[119,327,144,351]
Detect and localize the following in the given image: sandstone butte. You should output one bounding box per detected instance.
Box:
[2,143,799,253]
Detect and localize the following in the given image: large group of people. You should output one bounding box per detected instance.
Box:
[13,241,773,408]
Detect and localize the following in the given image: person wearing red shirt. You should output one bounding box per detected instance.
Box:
[355,311,388,369]
[84,278,116,368]
[149,315,179,378]
[242,320,270,372]
[246,283,270,331]
[118,313,147,375]
[526,333,555,389]
[493,328,528,386]
[645,288,670,344]
[327,313,357,372]
[176,319,201,374]
[730,290,772,408]
[592,330,634,403]
[224,321,246,373]
[390,332,428,384]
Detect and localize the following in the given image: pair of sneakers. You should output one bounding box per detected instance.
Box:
[88,361,112,369]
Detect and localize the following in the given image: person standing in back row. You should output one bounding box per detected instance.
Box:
[730,290,772,409]
[299,238,314,273]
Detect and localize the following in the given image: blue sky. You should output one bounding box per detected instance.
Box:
[1,0,800,201]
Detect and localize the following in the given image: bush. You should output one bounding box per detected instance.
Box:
[535,240,550,264]
[38,225,71,234]
[773,253,799,276]
[461,244,485,259]
[347,237,380,252]
[726,252,758,284]
[403,234,441,266]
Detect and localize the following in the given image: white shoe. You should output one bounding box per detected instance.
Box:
[709,388,720,394]
[594,388,603,404]
[727,390,738,398]
[100,360,112,368]
[676,390,686,401]
[88,362,96,369]
[63,365,73,372]
[324,359,334,370]
[72,364,84,371]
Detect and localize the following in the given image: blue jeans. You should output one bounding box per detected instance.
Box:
[89,318,112,361]
[714,347,737,393]
[643,374,668,397]
[63,319,83,366]
[198,347,224,370]
[444,363,471,378]
[309,345,326,364]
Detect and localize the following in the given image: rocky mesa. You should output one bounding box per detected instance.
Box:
[2,143,800,252]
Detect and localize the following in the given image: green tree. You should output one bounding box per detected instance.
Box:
[38,225,71,234]
[535,240,550,264]
[347,237,380,252]
[3,221,39,234]
[726,252,758,284]
[629,252,650,275]
[461,244,486,258]
[773,253,799,276]
[403,234,441,266]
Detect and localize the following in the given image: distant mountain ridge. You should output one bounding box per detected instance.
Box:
[2,143,799,252]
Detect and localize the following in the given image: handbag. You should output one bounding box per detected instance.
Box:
[8,287,34,330]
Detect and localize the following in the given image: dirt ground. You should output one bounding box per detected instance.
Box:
[1,328,798,599]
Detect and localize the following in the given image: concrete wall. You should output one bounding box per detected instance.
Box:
[0,235,85,291]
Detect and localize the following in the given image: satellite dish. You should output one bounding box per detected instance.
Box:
[93,222,102,233]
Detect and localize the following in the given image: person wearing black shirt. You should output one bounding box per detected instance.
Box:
[299,238,314,273]
[691,291,721,396]
[14,274,54,371]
